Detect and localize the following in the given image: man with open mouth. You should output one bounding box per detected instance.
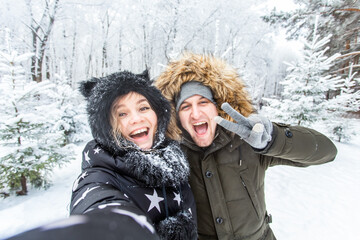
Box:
[155,53,337,240]
[176,81,218,148]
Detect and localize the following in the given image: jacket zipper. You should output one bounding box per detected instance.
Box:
[240,175,260,218]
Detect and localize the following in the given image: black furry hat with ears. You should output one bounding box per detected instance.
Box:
[79,70,171,154]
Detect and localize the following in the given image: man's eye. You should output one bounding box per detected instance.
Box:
[180,105,189,111]
[200,99,210,104]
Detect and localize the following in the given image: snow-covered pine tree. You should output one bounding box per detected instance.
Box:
[52,71,90,144]
[0,30,74,196]
[263,17,340,126]
[325,64,360,142]
[262,0,359,80]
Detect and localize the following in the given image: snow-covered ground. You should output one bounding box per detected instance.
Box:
[266,131,360,239]
[1,123,359,240]
[0,144,83,239]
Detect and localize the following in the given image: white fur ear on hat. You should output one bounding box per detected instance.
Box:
[175,81,215,111]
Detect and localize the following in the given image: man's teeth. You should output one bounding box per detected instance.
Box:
[132,128,147,135]
[193,122,206,126]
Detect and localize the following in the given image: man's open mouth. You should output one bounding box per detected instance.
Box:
[193,122,208,135]
[130,128,149,139]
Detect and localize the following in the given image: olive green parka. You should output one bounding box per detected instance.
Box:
[155,53,337,240]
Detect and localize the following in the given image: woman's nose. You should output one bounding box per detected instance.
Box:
[129,112,142,124]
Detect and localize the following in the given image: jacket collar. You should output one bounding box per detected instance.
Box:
[88,139,189,187]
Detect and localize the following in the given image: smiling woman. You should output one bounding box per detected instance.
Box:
[68,70,197,239]
[65,71,197,239]
[111,92,158,150]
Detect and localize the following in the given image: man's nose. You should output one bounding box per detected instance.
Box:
[191,105,201,119]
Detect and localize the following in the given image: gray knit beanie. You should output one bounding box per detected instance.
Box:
[175,81,216,111]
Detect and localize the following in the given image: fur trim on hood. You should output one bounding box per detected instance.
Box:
[80,70,171,154]
[155,53,254,140]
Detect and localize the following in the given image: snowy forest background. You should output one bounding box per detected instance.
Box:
[0,0,359,238]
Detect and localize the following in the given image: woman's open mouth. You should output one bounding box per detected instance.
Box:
[130,128,149,139]
[193,121,208,135]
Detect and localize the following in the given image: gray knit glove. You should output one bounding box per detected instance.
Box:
[214,103,273,149]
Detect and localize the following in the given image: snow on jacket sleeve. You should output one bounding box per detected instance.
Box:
[258,122,338,167]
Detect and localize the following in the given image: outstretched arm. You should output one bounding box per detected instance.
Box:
[214,102,337,167]
[6,201,159,240]
[260,122,338,167]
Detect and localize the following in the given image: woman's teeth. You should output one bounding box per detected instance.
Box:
[130,128,148,138]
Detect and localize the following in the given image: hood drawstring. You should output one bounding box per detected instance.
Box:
[162,184,169,218]
[179,185,184,210]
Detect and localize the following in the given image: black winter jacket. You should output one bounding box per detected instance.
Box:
[70,140,197,239]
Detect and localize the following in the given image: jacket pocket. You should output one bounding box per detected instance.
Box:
[239,174,261,219]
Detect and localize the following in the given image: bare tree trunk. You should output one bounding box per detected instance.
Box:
[85,37,94,79]
[214,19,219,55]
[118,30,122,70]
[71,26,77,87]
[354,34,359,65]
[102,41,107,76]
[101,10,113,76]
[85,52,92,79]
[26,0,60,82]
[163,1,179,61]
[46,55,51,80]
[30,30,38,82]
[16,174,28,196]
[143,24,149,70]
[37,56,43,82]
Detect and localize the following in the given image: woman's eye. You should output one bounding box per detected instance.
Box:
[118,112,126,117]
[140,106,150,112]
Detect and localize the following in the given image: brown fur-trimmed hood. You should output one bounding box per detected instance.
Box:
[155,52,254,140]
